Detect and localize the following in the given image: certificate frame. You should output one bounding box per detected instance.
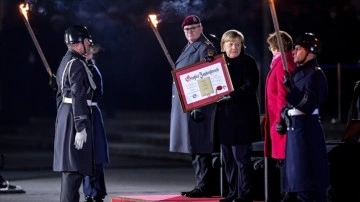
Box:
[172,54,234,112]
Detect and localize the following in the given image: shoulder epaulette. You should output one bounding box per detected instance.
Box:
[204,40,212,45]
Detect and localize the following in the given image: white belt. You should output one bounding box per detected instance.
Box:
[287,108,319,116]
[62,97,97,106]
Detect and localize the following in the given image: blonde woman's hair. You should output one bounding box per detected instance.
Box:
[220,29,245,51]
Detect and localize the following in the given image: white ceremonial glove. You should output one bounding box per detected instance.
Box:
[74,128,87,150]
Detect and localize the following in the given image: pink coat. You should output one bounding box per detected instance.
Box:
[264,52,296,159]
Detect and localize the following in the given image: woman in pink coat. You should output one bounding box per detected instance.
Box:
[264,31,296,202]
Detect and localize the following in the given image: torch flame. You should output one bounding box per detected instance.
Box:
[148,14,159,28]
[19,3,29,21]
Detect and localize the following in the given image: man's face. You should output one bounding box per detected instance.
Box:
[83,38,92,55]
[292,45,307,64]
[183,23,202,43]
[74,38,92,56]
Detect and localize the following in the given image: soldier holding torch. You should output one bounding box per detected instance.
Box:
[282,33,329,202]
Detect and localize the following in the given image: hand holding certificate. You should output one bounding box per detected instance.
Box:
[172,54,233,112]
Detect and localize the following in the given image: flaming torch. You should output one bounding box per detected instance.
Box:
[147,14,175,70]
[267,0,289,73]
[19,3,53,78]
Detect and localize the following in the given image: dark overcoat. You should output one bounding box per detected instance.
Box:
[53,50,94,176]
[90,63,110,164]
[216,52,261,145]
[283,58,329,192]
[169,35,217,153]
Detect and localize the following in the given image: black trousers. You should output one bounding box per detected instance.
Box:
[221,144,252,200]
[266,158,282,202]
[191,153,219,194]
[60,172,83,202]
[83,164,107,199]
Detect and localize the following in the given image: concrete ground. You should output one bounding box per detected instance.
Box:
[0,152,195,202]
[0,111,345,202]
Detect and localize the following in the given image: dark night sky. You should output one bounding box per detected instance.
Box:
[0,0,359,124]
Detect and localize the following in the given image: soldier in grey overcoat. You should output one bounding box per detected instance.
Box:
[169,15,218,197]
[53,25,96,202]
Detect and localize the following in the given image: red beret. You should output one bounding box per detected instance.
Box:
[181,15,201,28]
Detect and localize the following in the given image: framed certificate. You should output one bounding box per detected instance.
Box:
[172,54,234,112]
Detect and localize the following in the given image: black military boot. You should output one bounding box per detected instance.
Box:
[280,192,298,202]
[93,195,105,202]
[84,196,94,202]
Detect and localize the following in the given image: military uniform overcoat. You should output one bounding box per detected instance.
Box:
[53,50,94,176]
[169,35,217,154]
[89,63,110,164]
[283,58,329,193]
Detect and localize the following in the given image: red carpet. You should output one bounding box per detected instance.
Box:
[111,194,223,202]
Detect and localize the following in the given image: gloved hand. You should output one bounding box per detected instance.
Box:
[74,128,87,150]
[276,121,287,134]
[49,74,57,91]
[204,55,215,62]
[217,95,231,103]
[276,107,291,134]
[283,71,295,92]
[190,109,205,122]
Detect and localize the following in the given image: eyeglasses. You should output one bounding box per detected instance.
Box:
[268,46,273,51]
[183,25,201,32]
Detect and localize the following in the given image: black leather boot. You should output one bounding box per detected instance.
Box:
[93,195,104,202]
[84,196,93,202]
[280,192,298,202]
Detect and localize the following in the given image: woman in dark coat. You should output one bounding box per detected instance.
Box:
[217,29,261,202]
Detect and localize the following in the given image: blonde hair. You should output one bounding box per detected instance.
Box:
[266,31,293,52]
[220,29,244,51]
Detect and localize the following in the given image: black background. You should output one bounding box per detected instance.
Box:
[0,0,359,125]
